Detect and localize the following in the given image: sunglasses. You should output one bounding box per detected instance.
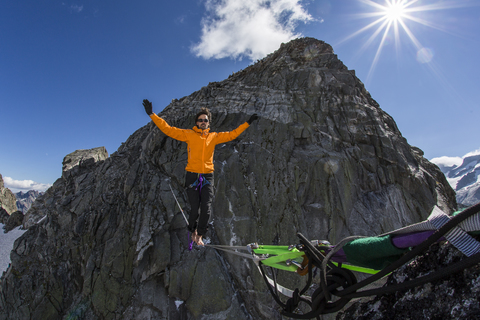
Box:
[197,119,209,123]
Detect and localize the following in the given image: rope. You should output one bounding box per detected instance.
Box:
[168,183,195,250]
[205,244,264,261]
[319,235,364,302]
[169,183,189,225]
[206,243,301,299]
[259,264,297,299]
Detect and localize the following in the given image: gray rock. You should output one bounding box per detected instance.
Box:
[0,208,9,225]
[62,146,109,180]
[0,174,17,214]
[23,146,109,228]
[0,38,456,320]
[3,211,24,233]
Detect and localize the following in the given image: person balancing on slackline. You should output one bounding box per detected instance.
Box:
[143,99,258,246]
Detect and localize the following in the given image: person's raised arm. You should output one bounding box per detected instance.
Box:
[142,99,188,142]
[214,113,258,144]
[143,99,153,115]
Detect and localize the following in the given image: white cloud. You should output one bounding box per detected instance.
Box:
[430,156,463,167]
[465,148,480,157]
[192,0,313,61]
[71,4,83,13]
[431,148,480,169]
[430,156,463,168]
[175,15,187,25]
[3,177,52,193]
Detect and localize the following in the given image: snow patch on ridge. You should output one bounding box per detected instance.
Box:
[0,225,26,273]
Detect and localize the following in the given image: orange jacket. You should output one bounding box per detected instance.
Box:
[150,113,250,174]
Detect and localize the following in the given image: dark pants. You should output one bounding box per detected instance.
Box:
[185,172,214,236]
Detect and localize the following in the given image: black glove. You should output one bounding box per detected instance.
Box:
[247,113,258,125]
[143,99,153,115]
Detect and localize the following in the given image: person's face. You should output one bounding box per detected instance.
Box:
[196,115,209,130]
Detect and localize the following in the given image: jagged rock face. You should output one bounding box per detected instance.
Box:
[23,146,109,228]
[0,38,456,320]
[15,190,43,213]
[61,146,109,180]
[0,174,17,215]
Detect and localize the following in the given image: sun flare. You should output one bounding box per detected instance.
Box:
[338,0,477,85]
[384,1,407,22]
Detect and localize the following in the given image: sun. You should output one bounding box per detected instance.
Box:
[384,1,407,22]
[337,0,477,85]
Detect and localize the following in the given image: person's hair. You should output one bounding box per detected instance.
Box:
[194,108,212,123]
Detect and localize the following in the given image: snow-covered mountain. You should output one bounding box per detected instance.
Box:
[431,149,480,208]
[15,190,43,213]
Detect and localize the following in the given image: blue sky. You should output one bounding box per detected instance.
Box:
[1,0,479,192]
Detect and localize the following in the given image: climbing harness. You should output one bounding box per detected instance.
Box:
[207,202,480,319]
[189,173,211,191]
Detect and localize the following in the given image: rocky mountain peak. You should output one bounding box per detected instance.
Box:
[163,37,370,128]
[62,146,109,179]
[15,190,43,213]
[0,37,457,319]
[0,174,17,215]
[22,147,109,228]
[235,37,338,80]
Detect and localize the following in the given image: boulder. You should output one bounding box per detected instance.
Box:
[3,211,24,232]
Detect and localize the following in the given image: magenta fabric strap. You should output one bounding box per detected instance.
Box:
[195,174,210,193]
[188,231,193,251]
[196,174,203,192]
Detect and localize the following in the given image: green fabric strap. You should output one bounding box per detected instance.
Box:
[343,235,409,270]
[253,245,293,255]
[253,242,397,273]
[253,245,305,272]
[332,262,381,275]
